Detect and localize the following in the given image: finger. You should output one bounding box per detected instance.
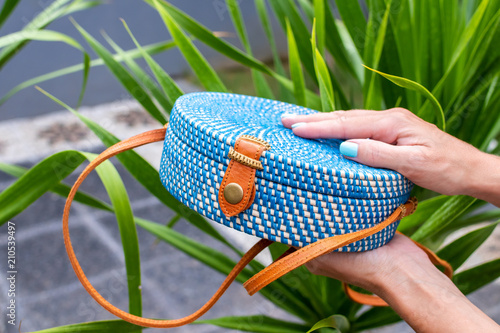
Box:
[290,115,400,143]
[281,110,379,128]
[339,138,415,172]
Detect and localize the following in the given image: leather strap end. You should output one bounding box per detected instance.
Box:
[342,283,388,307]
[242,198,425,297]
[218,137,268,218]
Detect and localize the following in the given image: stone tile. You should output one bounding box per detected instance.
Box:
[1,192,68,229]
[83,202,295,332]
[139,258,292,333]
[95,204,175,260]
[14,221,121,296]
[113,162,167,206]
[0,99,163,165]
[15,247,285,333]
[18,270,130,332]
[18,270,240,333]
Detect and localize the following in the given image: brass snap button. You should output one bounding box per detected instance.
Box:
[224,183,244,204]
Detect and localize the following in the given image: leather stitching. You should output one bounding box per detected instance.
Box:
[219,138,266,217]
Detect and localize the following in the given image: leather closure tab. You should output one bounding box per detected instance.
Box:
[219,136,270,218]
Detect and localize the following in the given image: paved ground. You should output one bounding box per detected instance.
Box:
[0,97,499,333]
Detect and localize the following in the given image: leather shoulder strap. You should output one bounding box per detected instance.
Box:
[243,199,419,295]
[244,198,453,307]
[62,127,273,328]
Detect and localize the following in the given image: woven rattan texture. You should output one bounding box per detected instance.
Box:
[159,93,412,250]
[167,92,412,200]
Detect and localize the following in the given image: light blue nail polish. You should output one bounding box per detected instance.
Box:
[281,113,297,119]
[340,141,358,158]
[291,122,306,129]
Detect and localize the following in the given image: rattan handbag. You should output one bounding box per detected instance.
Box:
[63,92,452,328]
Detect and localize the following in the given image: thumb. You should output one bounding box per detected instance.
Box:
[339,139,410,172]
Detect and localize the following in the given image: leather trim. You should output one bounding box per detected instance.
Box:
[219,137,267,217]
[62,128,275,328]
[243,199,420,296]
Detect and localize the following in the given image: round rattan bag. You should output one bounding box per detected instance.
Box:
[159,92,413,251]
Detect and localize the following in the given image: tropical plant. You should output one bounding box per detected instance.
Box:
[1,0,500,332]
[0,0,103,106]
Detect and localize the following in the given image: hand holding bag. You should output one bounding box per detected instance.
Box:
[63,92,452,328]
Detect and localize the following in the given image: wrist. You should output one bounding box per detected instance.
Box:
[373,254,500,333]
[377,262,458,303]
[375,261,468,332]
[373,254,452,300]
[464,151,500,207]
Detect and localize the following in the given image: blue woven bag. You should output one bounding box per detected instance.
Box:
[64,92,445,328]
[160,92,412,251]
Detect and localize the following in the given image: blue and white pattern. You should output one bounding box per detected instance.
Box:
[159,92,412,251]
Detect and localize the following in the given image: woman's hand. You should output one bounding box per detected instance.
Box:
[305,233,500,333]
[283,108,500,332]
[304,233,427,294]
[282,108,500,206]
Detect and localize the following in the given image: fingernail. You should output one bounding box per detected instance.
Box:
[281,113,297,119]
[291,122,306,129]
[340,141,358,158]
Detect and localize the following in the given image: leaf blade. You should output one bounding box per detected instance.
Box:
[335,0,367,56]
[0,0,20,30]
[0,162,112,212]
[454,258,500,295]
[437,222,498,270]
[307,314,350,333]
[31,319,142,333]
[412,196,476,246]
[196,315,310,333]
[0,151,85,225]
[0,0,100,69]
[72,19,167,124]
[287,20,306,106]
[398,195,450,234]
[121,19,184,106]
[101,30,172,112]
[312,21,335,111]
[364,65,446,131]
[82,152,142,316]
[0,40,176,106]
[363,2,391,110]
[153,0,227,92]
